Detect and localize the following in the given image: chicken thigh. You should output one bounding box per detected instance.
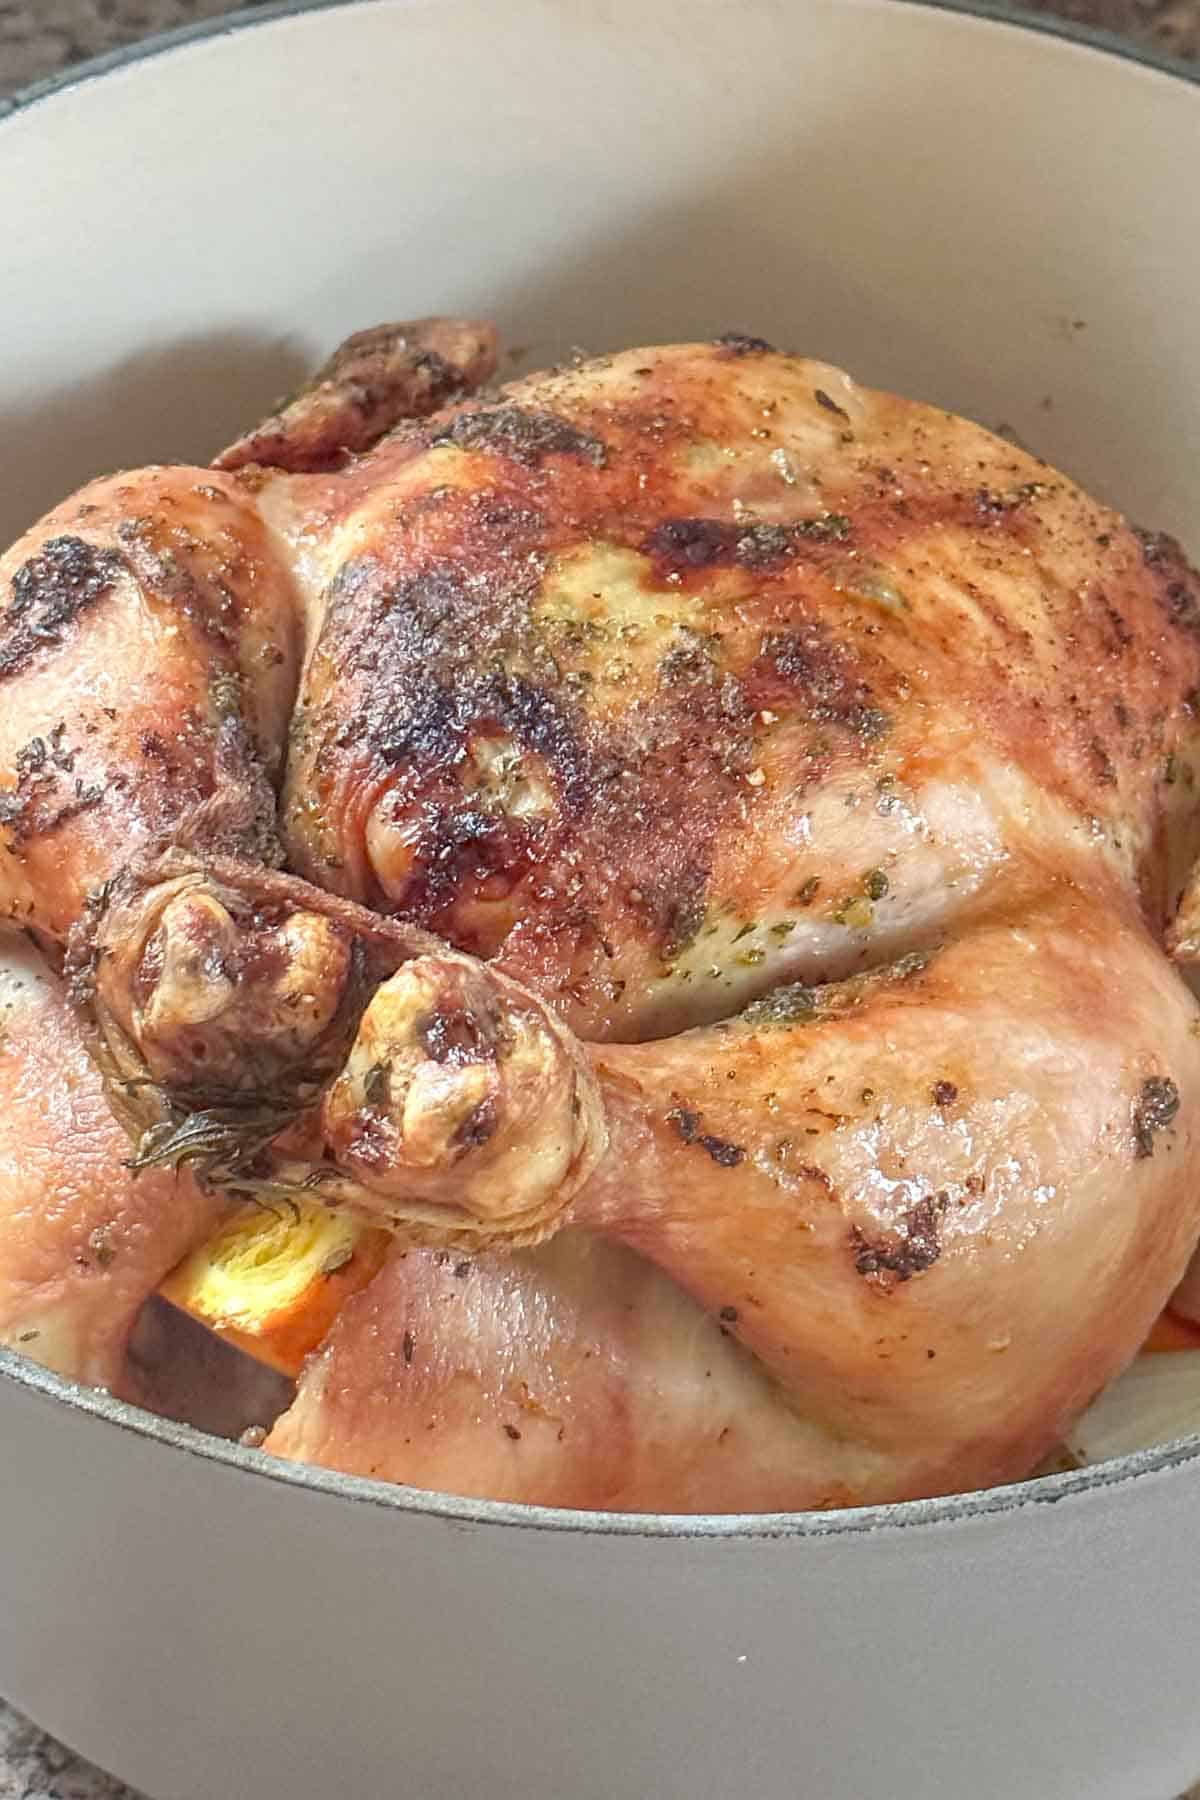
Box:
[3,319,1200,1510]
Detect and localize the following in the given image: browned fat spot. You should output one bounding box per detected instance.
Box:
[131,926,168,1013]
[431,405,607,468]
[813,388,850,421]
[667,1106,746,1167]
[0,537,126,680]
[714,333,777,357]
[632,865,710,960]
[1133,1076,1180,1159]
[454,1098,499,1151]
[416,1004,506,1067]
[853,1193,949,1282]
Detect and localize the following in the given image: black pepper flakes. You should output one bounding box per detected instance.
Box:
[1133,1076,1180,1158]
[932,1080,958,1107]
[402,1329,415,1366]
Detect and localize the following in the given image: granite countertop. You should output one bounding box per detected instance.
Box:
[1,2,1199,1797]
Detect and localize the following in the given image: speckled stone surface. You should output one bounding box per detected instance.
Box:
[0,1706,136,1800]
[1,1,1199,1797]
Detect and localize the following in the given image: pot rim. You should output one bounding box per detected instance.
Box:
[1,0,1198,1540]
[0,0,1196,122]
[5,1342,1200,1537]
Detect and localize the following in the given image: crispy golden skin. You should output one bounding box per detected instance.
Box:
[4,322,1200,1510]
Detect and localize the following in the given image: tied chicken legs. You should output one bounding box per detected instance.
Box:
[2,316,1200,1511]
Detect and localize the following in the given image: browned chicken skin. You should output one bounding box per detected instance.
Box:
[3,318,1200,1511]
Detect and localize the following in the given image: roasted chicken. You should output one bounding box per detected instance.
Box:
[3,316,1200,1510]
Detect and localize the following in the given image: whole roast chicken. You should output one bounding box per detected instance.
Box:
[3,317,1200,1512]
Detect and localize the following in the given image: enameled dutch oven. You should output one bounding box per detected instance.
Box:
[1,3,1199,1794]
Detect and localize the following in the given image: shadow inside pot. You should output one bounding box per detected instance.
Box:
[0,330,311,544]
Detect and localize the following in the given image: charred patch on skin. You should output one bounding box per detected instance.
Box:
[714,332,777,357]
[431,405,608,469]
[0,536,126,679]
[751,623,891,742]
[0,724,105,847]
[115,519,250,666]
[1136,527,1188,569]
[853,1193,949,1283]
[333,552,544,690]
[642,518,743,570]
[642,515,850,577]
[1133,1075,1180,1158]
[1131,528,1200,640]
[1162,579,1200,637]
[409,347,474,409]
[667,1106,746,1167]
[330,546,583,803]
[373,669,580,793]
[346,652,587,924]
